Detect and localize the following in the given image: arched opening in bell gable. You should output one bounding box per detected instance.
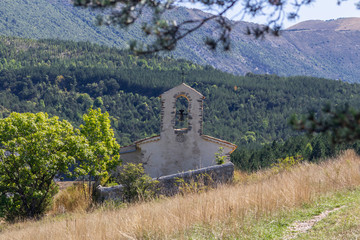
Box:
[175,95,189,130]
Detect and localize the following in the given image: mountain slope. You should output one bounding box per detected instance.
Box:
[0,0,130,47]
[1,0,360,82]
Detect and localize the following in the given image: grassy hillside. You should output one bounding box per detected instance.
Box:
[1,1,360,82]
[1,150,360,239]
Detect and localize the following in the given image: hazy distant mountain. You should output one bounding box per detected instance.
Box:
[1,0,360,82]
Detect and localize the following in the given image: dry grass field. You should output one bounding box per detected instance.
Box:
[1,150,360,239]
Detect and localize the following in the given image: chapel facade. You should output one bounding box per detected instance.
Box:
[120,83,237,178]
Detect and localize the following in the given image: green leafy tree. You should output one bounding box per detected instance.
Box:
[93,97,104,108]
[77,108,121,198]
[116,163,158,203]
[0,112,90,221]
[241,131,256,144]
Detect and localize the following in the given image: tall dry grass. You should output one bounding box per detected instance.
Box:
[2,150,360,239]
[51,183,90,214]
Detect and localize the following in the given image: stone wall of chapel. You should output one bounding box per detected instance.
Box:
[119,84,236,178]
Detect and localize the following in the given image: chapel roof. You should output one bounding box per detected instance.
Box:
[120,135,237,154]
[160,83,204,98]
[201,135,237,154]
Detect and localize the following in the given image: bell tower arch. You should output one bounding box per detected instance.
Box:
[174,95,189,130]
[160,83,204,141]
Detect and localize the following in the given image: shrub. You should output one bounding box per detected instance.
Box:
[175,173,214,195]
[271,155,303,173]
[215,147,226,165]
[116,163,158,203]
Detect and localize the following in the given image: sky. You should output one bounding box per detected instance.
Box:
[183,0,360,28]
[229,0,360,28]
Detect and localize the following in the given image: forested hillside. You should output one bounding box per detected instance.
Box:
[1,0,360,82]
[1,37,360,151]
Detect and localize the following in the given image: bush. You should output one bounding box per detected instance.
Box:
[116,163,158,203]
[175,173,214,195]
[271,155,303,173]
[215,147,226,165]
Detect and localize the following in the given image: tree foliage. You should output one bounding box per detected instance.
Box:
[73,0,360,53]
[0,109,121,221]
[271,155,303,173]
[77,108,121,196]
[231,133,349,172]
[290,104,360,144]
[288,104,360,164]
[0,112,89,221]
[116,163,158,203]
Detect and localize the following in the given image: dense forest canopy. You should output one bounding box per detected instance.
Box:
[1,36,360,170]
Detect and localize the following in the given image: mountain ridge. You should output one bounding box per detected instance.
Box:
[1,0,360,82]
[287,17,360,31]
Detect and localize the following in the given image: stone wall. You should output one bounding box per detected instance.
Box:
[96,162,234,202]
[156,162,234,196]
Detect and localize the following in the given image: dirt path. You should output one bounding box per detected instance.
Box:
[284,206,345,239]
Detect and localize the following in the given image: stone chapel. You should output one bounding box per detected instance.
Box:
[120,83,237,178]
